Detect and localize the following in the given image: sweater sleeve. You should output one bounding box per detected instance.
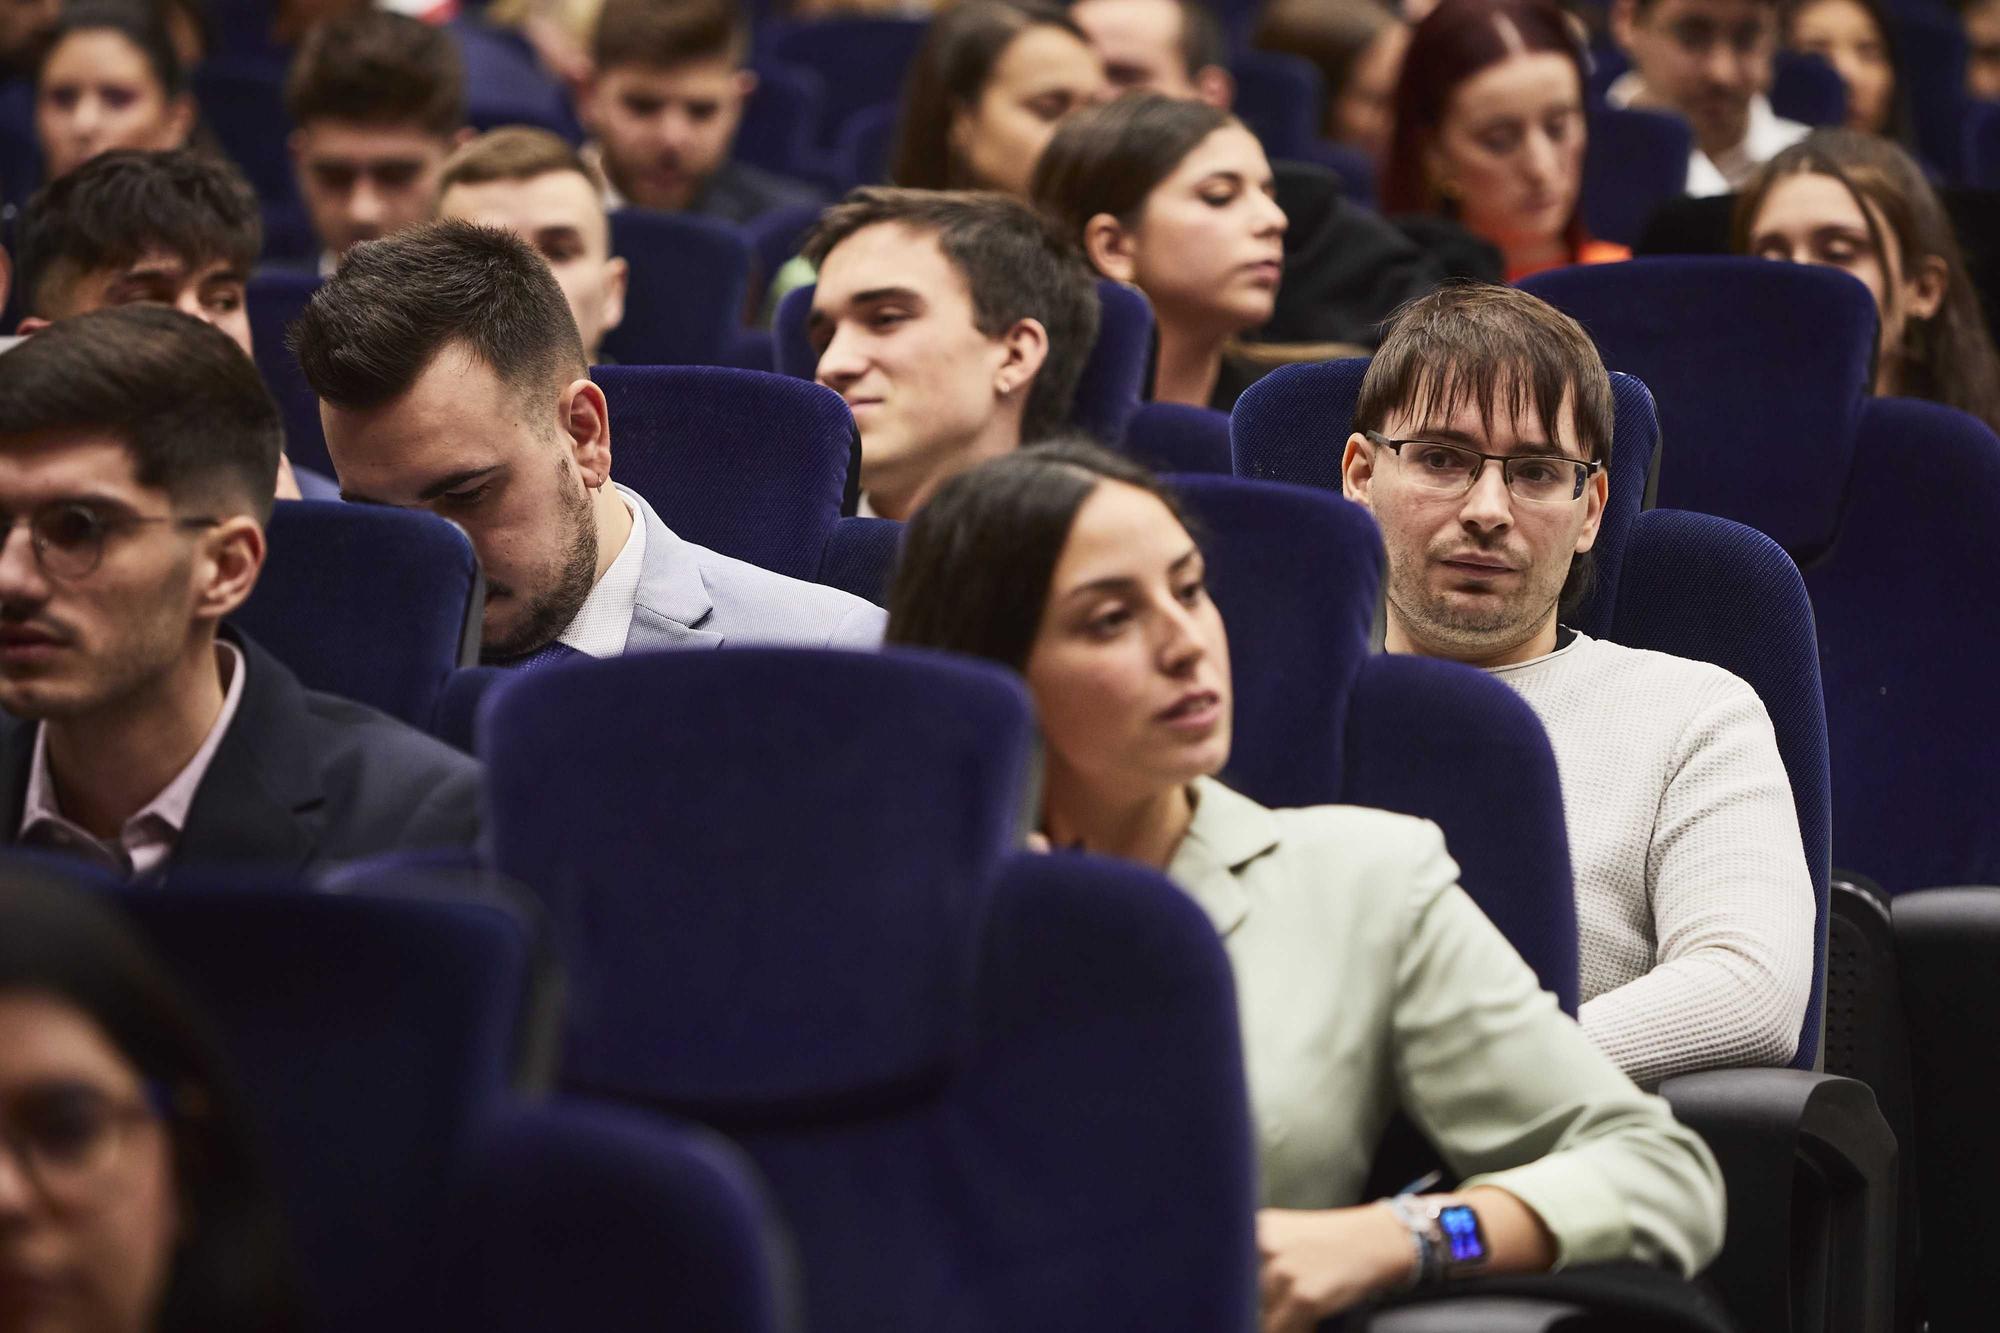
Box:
[1390,850,1726,1275]
[1578,675,1816,1087]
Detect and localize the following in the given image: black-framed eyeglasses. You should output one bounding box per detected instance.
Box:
[0,503,221,580]
[0,1079,170,1211]
[1363,431,1602,505]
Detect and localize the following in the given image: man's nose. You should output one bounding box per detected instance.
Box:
[814,326,866,387]
[1457,461,1516,530]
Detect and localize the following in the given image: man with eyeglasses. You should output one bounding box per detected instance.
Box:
[1342,283,1814,1089]
[0,305,481,878]
[1609,0,1807,195]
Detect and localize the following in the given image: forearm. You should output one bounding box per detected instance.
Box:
[1582,946,1808,1087]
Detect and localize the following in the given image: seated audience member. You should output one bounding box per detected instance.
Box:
[1255,0,1408,160]
[579,0,820,222]
[1610,0,1808,194]
[1,0,57,81]
[13,149,322,500]
[1784,0,1908,140]
[0,870,305,1332]
[1382,0,1628,283]
[1341,284,1815,1087]
[290,221,886,666]
[34,0,193,183]
[1737,129,2000,431]
[437,127,628,365]
[886,440,1725,1324]
[285,9,470,271]
[801,189,1099,521]
[0,246,15,355]
[1066,0,1453,347]
[1964,0,2000,99]
[891,0,1108,198]
[0,307,484,876]
[1032,94,1287,410]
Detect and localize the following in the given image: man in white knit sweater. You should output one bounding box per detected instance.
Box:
[1340,285,1815,1087]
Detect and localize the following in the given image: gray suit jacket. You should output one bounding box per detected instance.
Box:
[620,485,886,652]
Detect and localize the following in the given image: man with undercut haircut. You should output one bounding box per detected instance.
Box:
[0,306,482,877]
[1342,284,1815,1088]
[292,220,883,668]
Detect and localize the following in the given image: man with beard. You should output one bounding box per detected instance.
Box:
[1340,283,1814,1089]
[290,221,884,669]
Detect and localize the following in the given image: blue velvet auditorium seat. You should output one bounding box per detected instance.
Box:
[192,61,316,262]
[816,515,903,606]
[592,365,854,581]
[479,649,1258,1333]
[759,17,931,152]
[442,1100,795,1333]
[116,883,543,1333]
[1770,49,1848,127]
[1122,402,1234,475]
[1580,107,1696,248]
[736,60,828,188]
[600,209,753,367]
[247,268,333,477]
[232,502,483,729]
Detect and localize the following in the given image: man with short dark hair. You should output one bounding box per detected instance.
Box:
[437,127,628,364]
[291,220,883,666]
[1610,0,1806,194]
[580,0,819,221]
[1341,283,1815,1087]
[801,187,1100,520]
[1072,0,1235,104]
[286,9,471,267]
[0,306,482,876]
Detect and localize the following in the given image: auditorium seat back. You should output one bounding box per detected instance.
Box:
[1122,403,1233,475]
[247,268,332,477]
[600,209,753,367]
[761,17,930,150]
[1581,107,1695,247]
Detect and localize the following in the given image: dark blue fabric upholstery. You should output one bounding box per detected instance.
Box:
[1964,98,2000,188]
[433,666,508,754]
[117,886,538,1333]
[247,268,332,476]
[1072,279,1155,444]
[1521,258,1876,561]
[452,19,581,139]
[443,1100,793,1333]
[1228,358,1660,637]
[1896,1,1969,176]
[192,62,314,261]
[232,503,482,729]
[762,18,930,150]
[773,283,817,379]
[1581,108,1695,247]
[592,365,854,580]
[738,60,826,184]
[600,209,753,367]
[1231,50,1325,161]
[815,516,902,606]
[1609,509,1830,1068]
[1124,403,1234,474]
[832,101,899,189]
[1808,397,2000,894]
[743,201,826,292]
[1771,50,1848,126]
[1173,475,1579,1011]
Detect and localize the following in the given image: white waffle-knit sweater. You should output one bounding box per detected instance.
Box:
[1489,633,1815,1087]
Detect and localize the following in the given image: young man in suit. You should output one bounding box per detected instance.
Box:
[291,220,884,667]
[0,305,482,877]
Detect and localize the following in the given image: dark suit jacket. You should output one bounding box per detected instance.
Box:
[0,631,483,875]
[688,159,825,226]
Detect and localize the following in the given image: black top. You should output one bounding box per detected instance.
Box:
[687,159,826,227]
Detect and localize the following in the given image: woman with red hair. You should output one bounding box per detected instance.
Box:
[1381,0,1626,282]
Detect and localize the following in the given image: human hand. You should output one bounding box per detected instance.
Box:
[1257,1204,1416,1333]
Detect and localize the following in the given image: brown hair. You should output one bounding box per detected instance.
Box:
[1254,0,1400,139]
[440,125,605,197]
[1734,128,2000,433]
[1029,93,1234,246]
[284,8,465,136]
[803,187,1101,443]
[590,0,746,72]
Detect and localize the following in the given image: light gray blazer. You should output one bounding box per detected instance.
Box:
[620,486,886,652]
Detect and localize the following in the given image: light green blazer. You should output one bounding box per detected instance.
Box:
[1166,777,1726,1275]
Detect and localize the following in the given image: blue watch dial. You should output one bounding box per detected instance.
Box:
[1438,1204,1487,1263]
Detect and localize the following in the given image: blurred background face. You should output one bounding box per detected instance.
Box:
[584,59,752,211]
[0,991,180,1333]
[1114,123,1287,337]
[1335,21,1409,158]
[1024,479,1232,808]
[1964,0,2000,100]
[949,24,1107,197]
[1430,51,1585,264]
[35,31,190,182]
[1617,0,1779,157]
[1071,0,1198,96]
[292,122,457,258]
[1788,0,1893,134]
[438,172,628,363]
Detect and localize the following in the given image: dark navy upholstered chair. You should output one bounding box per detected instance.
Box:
[737,60,827,186]
[761,18,930,150]
[1122,403,1234,475]
[815,515,902,606]
[1771,49,1849,126]
[743,200,826,294]
[1231,50,1325,162]
[1964,98,2000,189]
[773,282,817,380]
[479,648,1258,1333]
[592,365,855,580]
[246,268,332,477]
[432,666,507,754]
[118,884,542,1333]
[600,209,753,367]
[1580,107,1695,247]
[832,101,900,189]
[192,61,315,261]
[443,1100,795,1333]
[452,18,583,140]
[233,503,482,729]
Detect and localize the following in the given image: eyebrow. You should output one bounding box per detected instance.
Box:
[808,287,925,327]
[1403,426,1575,457]
[531,226,586,247]
[340,464,502,507]
[1059,548,1201,602]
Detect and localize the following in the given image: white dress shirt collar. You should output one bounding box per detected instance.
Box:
[555,484,648,658]
[1602,75,1809,196]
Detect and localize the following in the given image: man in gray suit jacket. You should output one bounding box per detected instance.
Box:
[292,220,883,665]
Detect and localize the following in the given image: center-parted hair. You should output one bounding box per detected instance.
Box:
[39,0,184,98]
[0,306,283,521]
[886,439,1191,673]
[802,187,1102,443]
[289,219,589,413]
[16,148,262,316]
[284,8,465,135]
[1029,93,1234,242]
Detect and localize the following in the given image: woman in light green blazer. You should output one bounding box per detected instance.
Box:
[885,441,1725,1332]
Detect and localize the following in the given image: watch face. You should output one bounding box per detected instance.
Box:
[1439,1204,1487,1263]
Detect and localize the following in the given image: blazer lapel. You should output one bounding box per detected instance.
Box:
[1166,778,1284,938]
[621,486,726,654]
[171,635,323,874]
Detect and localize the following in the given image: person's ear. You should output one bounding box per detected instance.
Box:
[560,377,614,486]
[1194,64,1235,110]
[1083,212,1137,282]
[1574,461,1609,555]
[601,256,629,340]
[0,247,11,314]
[15,315,50,337]
[734,68,759,103]
[1906,254,1948,322]
[449,126,476,151]
[193,516,266,622]
[994,316,1050,403]
[164,93,196,148]
[1340,431,1376,504]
